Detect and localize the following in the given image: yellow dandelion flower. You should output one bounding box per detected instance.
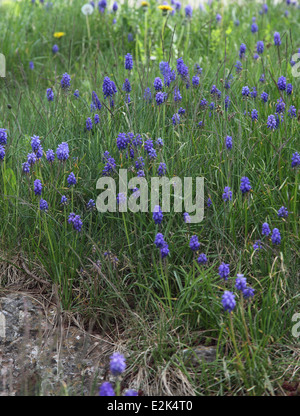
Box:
[53,32,66,39]
[158,5,173,12]
[141,1,149,6]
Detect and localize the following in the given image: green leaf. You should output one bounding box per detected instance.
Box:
[3,167,17,193]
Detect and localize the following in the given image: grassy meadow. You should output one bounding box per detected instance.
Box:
[0,0,299,396]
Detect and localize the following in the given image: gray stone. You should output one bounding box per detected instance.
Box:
[0,292,107,396]
[181,346,217,367]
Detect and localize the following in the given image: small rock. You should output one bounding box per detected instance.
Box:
[181,345,217,367]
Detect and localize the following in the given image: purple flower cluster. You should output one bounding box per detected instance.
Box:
[276,98,285,114]
[112,1,118,12]
[61,195,68,205]
[239,43,246,59]
[251,87,257,99]
[154,77,163,91]
[210,84,221,98]
[154,233,169,258]
[156,91,167,105]
[56,142,69,161]
[261,92,268,103]
[39,198,48,212]
[219,262,230,280]
[154,233,165,248]
[222,291,236,313]
[262,222,271,236]
[92,91,102,110]
[174,87,182,102]
[160,242,170,259]
[98,0,107,13]
[277,76,286,91]
[291,152,300,167]
[189,235,200,251]
[102,153,116,176]
[86,117,93,131]
[240,176,251,194]
[61,72,71,89]
[267,115,277,130]
[34,179,42,196]
[153,205,163,224]
[288,105,296,118]
[251,23,258,33]
[0,128,7,146]
[46,88,54,101]
[257,41,264,54]
[68,212,83,232]
[185,4,192,18]
[159,61,176,87]
[197,253,207,265]
[0,145,5,161]
[177,57,189,83]
[172,113,180,125]
[225,136,233,150]
[235,274,247,291]
[192,76,199,87]
[274,32,281,46]
[144,87,152,102]
[224,95,231,110]
[99,382,115,396]
[236,273,255,298]
[157,162,167,176]
[67,172,77,187]
[222,186,232,201]
[235,61,242,73]
[271,228,281,245]
[253,240,262,251]
[183,212,191,223]
[287,84,293,95]
[103,76,117,99]
[125,53,133,71]
[99,351,137,396]
[251,109,258,121]
[110,352,126,376]
[277,206,288,218]
[216,13,222,22]
[242,86,250,96]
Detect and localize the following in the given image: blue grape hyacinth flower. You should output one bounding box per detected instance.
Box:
[154,233,165,248]
[235,274,247,291]
[189,235,200,251]
[219,262,230,280]
[39,198,48,212]
[277,206,288,218]
[222,291,236,313]
[67,172,77,187]
[99,382,115,396]
[271,228,281,245]
[60,72,71,89]
[124,53,133,71]
[153,205,163,224]
[291,152,300,168]
[34,179,42,196]
[110,352,126,376]
[0,145,5,161]
[197,253,207,265]
[240,176,251,194]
